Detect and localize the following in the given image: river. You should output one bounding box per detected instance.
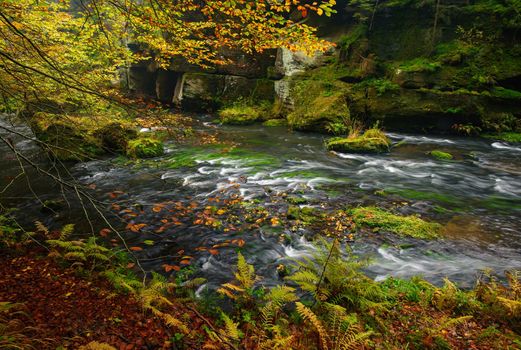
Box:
[1,114,521,291]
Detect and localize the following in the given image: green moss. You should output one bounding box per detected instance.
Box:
[276,170,329,179]
[355,79,400,96]
[218,103,262,125]
[167,146,280,171]
[338,25,367,51]
[286,196,308,205]
[349,206,442,239]
[287,205,321,224]
[286,67,350,132]
[326,128,391,153]
[94,122,138,153]
[34,122,103,161]
[262,119,288,127]
[398,58,441,73]
[482,132,521,143]
[490,87,521,100]
[429,150,454,160]
[385,188,462,206]
[126,138,164,159]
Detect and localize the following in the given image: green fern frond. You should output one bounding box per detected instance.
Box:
[161,312,189,334]
[46,239,75,250]
[60,224,75,240]
[497,296,521,316]
[220,312,240,342]
[236,252,257,289]
[436,315,473,333]
[63,252,87,261]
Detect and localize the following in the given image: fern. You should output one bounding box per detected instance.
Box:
[218,252,260,304]
[236,252,257,289]
[287,238,387,311]
[506,271,521,300]
[221,312,240,342]
[497,297,521,316]
[296,302,330,350]
[260,286,297,333]
[60,224,75,240]
[34,221,49,236]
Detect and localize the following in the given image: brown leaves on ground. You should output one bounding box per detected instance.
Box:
[0,252,215,349]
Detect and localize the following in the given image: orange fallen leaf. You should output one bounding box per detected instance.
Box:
[180,259,191,265]
[163,264,180,272]
[208,249,219,256]
[152,206,162,213]
[130,246,143,251]
[99,228,111,237]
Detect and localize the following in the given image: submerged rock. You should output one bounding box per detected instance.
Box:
[429,150,453,160]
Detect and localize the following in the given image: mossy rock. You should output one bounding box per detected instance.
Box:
[35,122,103,161]
[94,123,138,153]
[429,150,453,160]
[218,105,262,125]
[326,128,391,154]
[263,119,288,127]
[287,87,349,132]
[286,196,308,205]
[349,206,441,239]
[286,205,321,224]
[126,138,164,159]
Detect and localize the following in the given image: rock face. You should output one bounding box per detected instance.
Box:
[127,50,277,109]
[127,2,521,135]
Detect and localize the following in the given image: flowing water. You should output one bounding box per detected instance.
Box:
[2,115,521,290]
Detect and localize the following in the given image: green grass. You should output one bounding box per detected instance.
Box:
[348,206,442,239]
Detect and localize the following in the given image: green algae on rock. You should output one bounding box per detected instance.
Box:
[349,206,442,239]
[126,138,164,159]
[326,128,391,153]
[429,150,454,160]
